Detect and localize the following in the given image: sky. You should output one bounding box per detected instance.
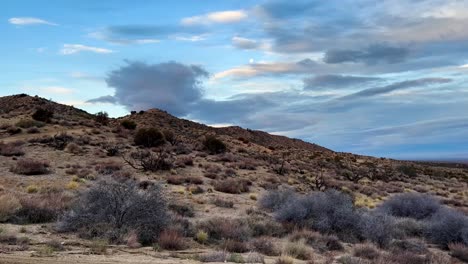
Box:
[2,0,468,160]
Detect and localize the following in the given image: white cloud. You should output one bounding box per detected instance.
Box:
[60,44,113,55]
[22,86,74,95]
[181,10,247,25]
[8,17,57,26]
[171,34,208,42]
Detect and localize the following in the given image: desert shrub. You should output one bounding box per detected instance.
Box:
[175,155,194,167]
[123,149,173,172]
[94,160,122,175]
[7,126,22,135]
[353,244,380,260]
[383,251,428,264]
[251,237,280,256]
[50,133,74,150]
[275,255,294,264]
[167,175,203,185]
[398,165,417,177]
[213,198,234,208]
[198,217,251,243]
[13,193,70,224]
[449,243,468,262]
[10,159,50,175]
[283,241,313,260]
[248,216,286,237]
[336,256,365,264]
[134,127,166,148]
[66,142,82,154]
[0,141,24,156]
[198,251,228,262]
[378,193,441,220]
[214,179,250,194]
[58,178,169,245]
[394,218,425,238]
[169,203,195,217]
[46,239,65,251]
[426,207,468,247]
[195,230,208,244]
[89,239,108,255]
[245,252,265,264]
[223,239,250,253]
[27,127,40,134]
[259,188,297,211]
[358,212,395,248]
[0,194,22,222]
[274,190,362,242]
[157,229,187,250]
[15,119,45,128]
[203,135,226,154]
[120,120,137,130]
[163,130,178,146]
[389,239,428,254]
[32,108,53,122]
[95,111,109,125]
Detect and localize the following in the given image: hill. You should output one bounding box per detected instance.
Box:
[0,94,467,263]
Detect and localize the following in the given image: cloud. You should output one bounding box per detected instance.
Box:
[232,37,259,50]
[342,78,452,99]
[214,59,319,79]
[8,17,57,26]
[181,10,247,25]
[88,61,208,115]
[60,44,113,55]
[324,44,410,65]
[304,75,380,90]
[70,72,103,82]
[87,95,117,104]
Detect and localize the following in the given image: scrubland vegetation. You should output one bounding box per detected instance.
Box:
[0,95,467,263]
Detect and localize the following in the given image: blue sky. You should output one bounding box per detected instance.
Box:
[2,0,468,160]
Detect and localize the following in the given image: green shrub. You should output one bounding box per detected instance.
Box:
[203,135,226,154]
[134,128,166,148]
[32,108,53,122]
[95,111,109,125]
[121,120,137,130]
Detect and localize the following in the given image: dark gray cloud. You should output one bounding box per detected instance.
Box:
[87,95,116,104]
[304,74,380,90]
[344,78,452,99]
[88,61,208,115]
[324,44,410,65]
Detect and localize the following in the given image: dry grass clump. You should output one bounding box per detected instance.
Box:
[167,175,203,185]
[251,237,280,256]
[214,178,250,194]
[198,217,251,243]
[449,243,468,262]
[213,198,234,208]
[198,251,228,262]
[10,159,50,175]
[13,193,71,224]
[0,194,22,222]
[353,244,381,260]
[283,241,313,260]
[223,239,250,253]
[0,141,25,156]
[157,229,188,250]
[94,160,122,175]
[66,143,82,154]
[275,255,294,264]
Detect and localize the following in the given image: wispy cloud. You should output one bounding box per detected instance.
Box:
[181,10,247,25]
[8,17,57,26]
[60,44,113,55]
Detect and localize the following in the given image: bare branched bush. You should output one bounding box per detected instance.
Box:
[123,149,173,172]
[58,178,169,245]
[214,179,250,194]
[426,207,468,248]
[377,193,441,220]
[203,135,226,154]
